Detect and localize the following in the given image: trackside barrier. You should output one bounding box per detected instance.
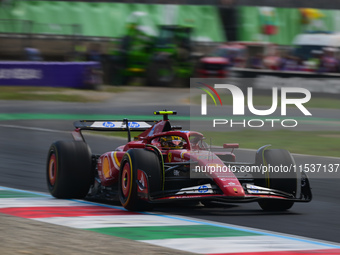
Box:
[0,61,101,89]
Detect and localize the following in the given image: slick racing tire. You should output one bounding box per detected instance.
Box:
[119,149,162,211]
[255,149,296,211]
[47,141,93,199]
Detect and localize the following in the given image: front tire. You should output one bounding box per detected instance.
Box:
[119,149,162,211]
[46,141,92,199]
[255,149,297,211]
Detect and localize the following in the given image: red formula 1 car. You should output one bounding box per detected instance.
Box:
[46,111,312,211]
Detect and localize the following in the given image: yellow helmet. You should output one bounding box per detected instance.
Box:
[160,136,183,149]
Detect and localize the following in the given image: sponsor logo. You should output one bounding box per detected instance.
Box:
[128,122,140,128]
[198,185,209,193]
[168,152,172,162]
[102,122,115,128]
[176,184,213,195]
[247,184,269,194]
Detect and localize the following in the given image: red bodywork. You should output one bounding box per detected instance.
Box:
[71,113,312,206]
[87,118,279,202]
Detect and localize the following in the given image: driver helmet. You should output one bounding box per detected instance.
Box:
[160,136,183,149]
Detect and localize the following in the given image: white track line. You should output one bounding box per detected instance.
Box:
[1,185,340,250]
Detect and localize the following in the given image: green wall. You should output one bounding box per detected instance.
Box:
[0,1,225,42]
[238,6,340,45]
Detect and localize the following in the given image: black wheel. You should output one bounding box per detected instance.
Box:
[46,141,93,199]
[255,149,297,211]
[119,149,162,211]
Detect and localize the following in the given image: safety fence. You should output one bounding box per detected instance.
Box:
[0,61,101,88]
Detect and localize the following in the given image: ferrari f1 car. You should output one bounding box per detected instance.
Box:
[46,111,312,211]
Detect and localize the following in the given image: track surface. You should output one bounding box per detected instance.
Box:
[1,90,340,244]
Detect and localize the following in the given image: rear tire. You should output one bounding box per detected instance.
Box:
[255,149,297,211]
[119,149,162,211]
[46,141,92,199]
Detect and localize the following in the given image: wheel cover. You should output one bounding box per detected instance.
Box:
[121,162,131,198]
[48,154,57,186]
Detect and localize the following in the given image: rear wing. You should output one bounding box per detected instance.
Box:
[74,120,157,131]
[73,119,157,142]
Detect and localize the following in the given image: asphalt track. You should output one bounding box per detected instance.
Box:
[0,90,340,246]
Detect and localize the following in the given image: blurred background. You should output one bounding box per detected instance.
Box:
[1,0,340,246]
[0,0,339,155]
[2,0,340,89]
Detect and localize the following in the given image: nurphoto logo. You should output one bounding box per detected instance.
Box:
[199,83,312,128]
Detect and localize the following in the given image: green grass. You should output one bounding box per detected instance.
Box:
[192,94,340,110]
[102,86,128,93]
[0,86,126,102]
[84,129,340,157]
[201,130,340,157]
